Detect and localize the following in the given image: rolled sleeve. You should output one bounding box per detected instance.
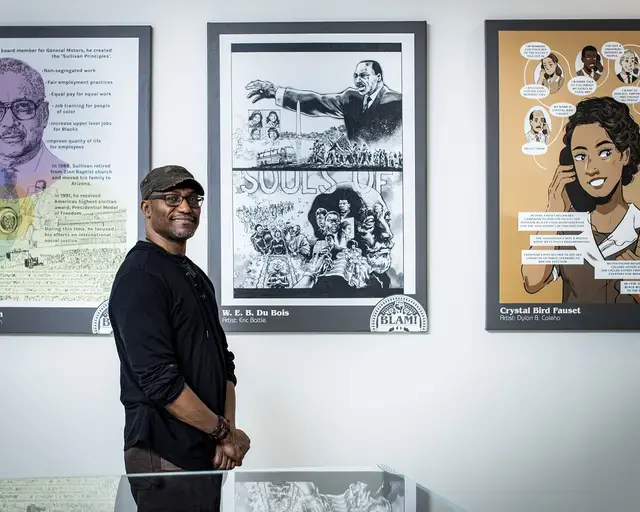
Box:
[109,269,185,406]
[224,342,237,386]
[274,86,286,107]
[208,288,238,386]
[218,319,237,386]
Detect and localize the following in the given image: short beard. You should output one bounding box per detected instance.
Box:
[166,227,196,241]
[149,216,197,242]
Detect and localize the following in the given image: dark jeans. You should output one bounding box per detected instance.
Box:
[124,443,222,512]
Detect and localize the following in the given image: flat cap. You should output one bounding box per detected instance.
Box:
[139,165,205,200]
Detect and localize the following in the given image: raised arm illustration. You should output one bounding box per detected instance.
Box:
[245,60,402,146]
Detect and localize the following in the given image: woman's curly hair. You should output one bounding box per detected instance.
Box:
[563,96,640,186]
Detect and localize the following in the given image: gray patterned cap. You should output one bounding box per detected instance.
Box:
[139,165,205,200]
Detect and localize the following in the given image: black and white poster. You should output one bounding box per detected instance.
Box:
[208,22,427,333]
[0,26,150,334]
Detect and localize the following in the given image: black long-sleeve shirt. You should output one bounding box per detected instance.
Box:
[108,240,236,470]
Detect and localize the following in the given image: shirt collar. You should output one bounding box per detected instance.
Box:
[598,203,640,257]
[365,85,386,104]
[581,203,640,260]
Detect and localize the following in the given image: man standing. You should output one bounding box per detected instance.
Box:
[109,165,250,512]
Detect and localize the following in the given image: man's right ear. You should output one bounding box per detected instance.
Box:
[140,200,151,218]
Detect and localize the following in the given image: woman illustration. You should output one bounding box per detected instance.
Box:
[521,96,640,303]
[267,127,280,141]
[247,110,263,133]
[536,53,564,93]
[265,110,280,129]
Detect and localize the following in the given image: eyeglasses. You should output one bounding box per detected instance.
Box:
[0,100,43,122]
[148,194,204,208]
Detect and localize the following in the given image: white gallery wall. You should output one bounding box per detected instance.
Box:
[1,0,640,511]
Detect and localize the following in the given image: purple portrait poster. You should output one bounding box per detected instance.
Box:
[208,22,427,333]
[0,27,150,334]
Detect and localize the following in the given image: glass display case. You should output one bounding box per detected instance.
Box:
[0,465,466,511]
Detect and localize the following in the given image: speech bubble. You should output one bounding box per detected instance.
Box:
[521,249,584,266]
[520,84,550,99]
[522,143,547,156]
[602,41,625,60]
[595,260,640,280]
[550,102,577,117]
[612,86,640,104]
[520,42,551,60]
[530,234,591,246]
[621,281,640,294]
[519,211,589,232]
[568,76,597,96]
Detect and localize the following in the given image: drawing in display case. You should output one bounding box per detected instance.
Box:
[0,465,467,511]
[0,25,151,334]
[486,19,640,331]
[207,21,428,333]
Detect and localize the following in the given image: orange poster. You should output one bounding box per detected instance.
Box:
[486,20,640,330]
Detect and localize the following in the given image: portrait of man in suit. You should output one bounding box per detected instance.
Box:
[0,57,66,252]
[245,60,403,147]
[617,49,639,84]
[0,57,66,200]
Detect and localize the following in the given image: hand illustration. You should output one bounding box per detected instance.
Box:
[616,247,640,261]
[246,80,277,103]
[547,163,576,213]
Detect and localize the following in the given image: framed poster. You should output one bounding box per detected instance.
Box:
[0,26,151,334]
[208,21,427,333]
[486,20,640,330]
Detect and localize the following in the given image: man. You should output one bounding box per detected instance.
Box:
[0,58,66,255]
[0,57,67,196]
[109,165,250,512]
[617,49,639,84]
[525,109,549,144]
[576,45,603,81]
[22,179,56,248]
[245,60,402,146]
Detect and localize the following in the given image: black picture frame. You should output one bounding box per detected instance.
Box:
[486,19,640,331]
[207,21,428,333]
[0,25,151,334]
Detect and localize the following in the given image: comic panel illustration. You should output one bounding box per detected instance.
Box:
[231,43,404,172]
[232,169,403,299]
[234,471,405,512]
[484,22,640,330]
[212,24,424,331]
[497,31,640,307]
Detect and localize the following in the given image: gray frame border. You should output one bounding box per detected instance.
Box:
[207,21,428,333]
[0,25,152,335]
[485,19,640,332]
